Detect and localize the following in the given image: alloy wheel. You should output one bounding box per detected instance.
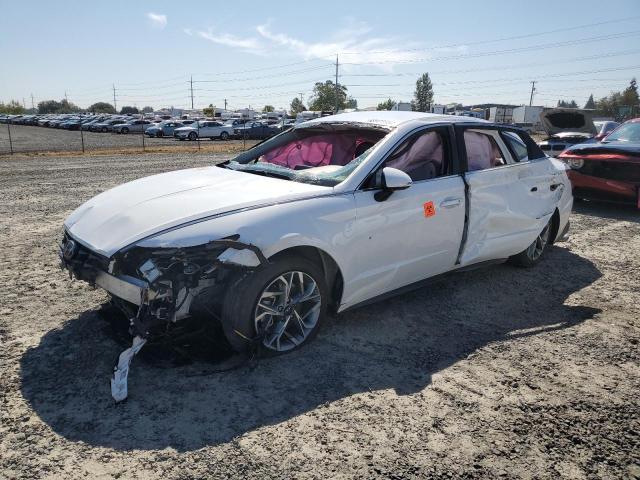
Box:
[254,271,322,352]
[526,222,550,261]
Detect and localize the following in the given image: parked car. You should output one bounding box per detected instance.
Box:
[537,108,597,157]
[113,119,154,134]
[173,120,233,140]
[59,111,572,401]
[558,117,640,207]
[145,121,184,138]
[91,118,126,132]
[233,121,279,139]
[593,120,620,141]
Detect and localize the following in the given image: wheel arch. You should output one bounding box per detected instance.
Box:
[270,245,344,313]
[548,208,561,245]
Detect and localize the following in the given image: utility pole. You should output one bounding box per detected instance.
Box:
[190,76,194,110]
[30,93,35,111]
[529,81,536,106]
[224,98,227,111]
[113,84,117,113]
[299,92,304,105]
[64,91,68,102]
[334,54,339,113]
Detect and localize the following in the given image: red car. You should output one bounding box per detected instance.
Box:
[558,118,640,208]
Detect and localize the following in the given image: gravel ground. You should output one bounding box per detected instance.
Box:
[0,152,639,479]
[0,124,254,155]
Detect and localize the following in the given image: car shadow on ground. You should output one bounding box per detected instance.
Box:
[573,199,640,223]
[20,246,601,451]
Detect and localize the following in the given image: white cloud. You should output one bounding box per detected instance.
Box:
[146,12,167,29]
[197,30,265,54]
[183,28,193,36]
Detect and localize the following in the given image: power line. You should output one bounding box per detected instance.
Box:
[336,15,640,56]
[340,30,640,65]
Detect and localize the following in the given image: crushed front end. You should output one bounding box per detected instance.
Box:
[59,231,266,401]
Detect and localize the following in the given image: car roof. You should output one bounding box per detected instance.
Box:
[300,110,489,129]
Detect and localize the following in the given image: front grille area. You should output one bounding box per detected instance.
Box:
[581,160,640,183]
[61,232,111,281]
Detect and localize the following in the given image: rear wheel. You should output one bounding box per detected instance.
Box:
[509,218,552,267]
[221,255,327,353]
[220,131,229,141]
[121,127,129,134]
[188,131,197,141]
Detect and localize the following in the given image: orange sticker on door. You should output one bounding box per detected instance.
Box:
[423,201,436,217]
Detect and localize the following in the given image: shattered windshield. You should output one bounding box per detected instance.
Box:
[224,125,387,186]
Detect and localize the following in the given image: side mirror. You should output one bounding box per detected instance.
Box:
[374,167,412,202]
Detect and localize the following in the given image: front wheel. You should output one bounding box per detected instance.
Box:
[220,131,229,141]
[188,131,197,141]
[221,255,327,353]
[509,218,552,267]
[121,127,129,134]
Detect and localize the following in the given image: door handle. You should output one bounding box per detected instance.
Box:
[440,198,462,208]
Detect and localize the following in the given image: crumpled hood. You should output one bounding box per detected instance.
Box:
[64,166,330,257]
[540,108,596,136]
[562,140,640,160]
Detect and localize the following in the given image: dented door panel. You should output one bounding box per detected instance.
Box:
[460,159,561,266]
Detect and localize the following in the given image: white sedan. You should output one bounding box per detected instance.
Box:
[60,111,572,400]
[173,120,233,141]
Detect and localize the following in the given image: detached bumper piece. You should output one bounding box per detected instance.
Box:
[59,232,268,401]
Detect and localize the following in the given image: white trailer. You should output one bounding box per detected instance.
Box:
[488,107,514,124]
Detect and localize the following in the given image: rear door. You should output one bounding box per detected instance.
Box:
[457,126,561,265]
[346,126,466,307]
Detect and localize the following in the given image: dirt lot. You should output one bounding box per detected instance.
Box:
[0,124,256,155]
[0,152,639,479]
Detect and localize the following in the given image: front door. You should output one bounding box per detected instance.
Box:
[343,127,466,308]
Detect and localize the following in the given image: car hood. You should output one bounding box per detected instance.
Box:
[540,108,597,136]
[64,166,330,257]
[561,140,640,160]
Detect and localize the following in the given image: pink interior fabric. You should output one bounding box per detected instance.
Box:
[386,132,443,180]
[464,131,494,171]
[261,134,355,169]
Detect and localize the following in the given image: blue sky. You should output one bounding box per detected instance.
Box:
[1,0,639,110]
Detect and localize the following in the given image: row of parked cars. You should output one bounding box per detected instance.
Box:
[0,113,297,140]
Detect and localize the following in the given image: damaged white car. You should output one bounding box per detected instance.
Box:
[60,111,572,401]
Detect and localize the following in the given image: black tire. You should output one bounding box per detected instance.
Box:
[221,254,328,354]
[220,131,229,141]
[101,127,108,133]
[509,218,552,268]
[188,131,197,141]
[121,127,129,134]
[156,131,163,138]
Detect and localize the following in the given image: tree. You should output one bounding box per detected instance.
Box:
[120,106,139,115]
[202,107,214,117]
[87,102,116,114]
[557,100,578,108]
[584,94,596,109]
[377,98,396,111]
[262,105,275,113]
[622,78,639,108]
[290,97,306,115]
[0,100,25,114]
[308,80,353,111]
[413,73,434,112]
[37,99,81,114]
[345,98,358,109]
[142,106,154,113]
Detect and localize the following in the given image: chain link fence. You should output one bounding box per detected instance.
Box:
[0,122,258,156]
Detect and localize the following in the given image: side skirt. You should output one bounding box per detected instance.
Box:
[339,258,507,314]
